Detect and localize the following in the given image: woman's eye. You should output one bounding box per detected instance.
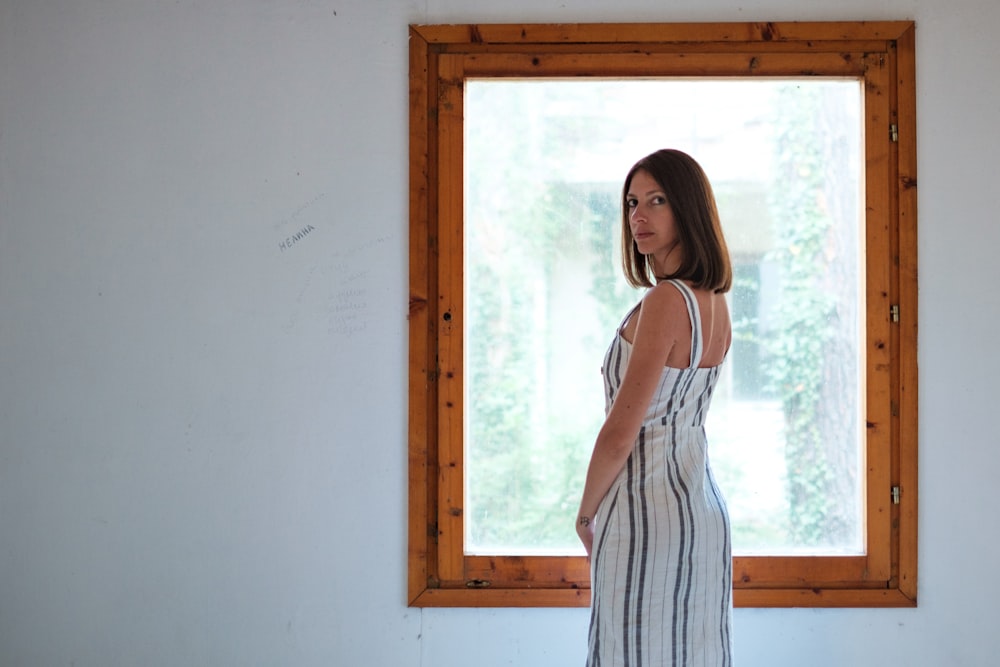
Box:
[626,198,637,208]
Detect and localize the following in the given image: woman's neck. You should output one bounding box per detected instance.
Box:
[650,244,683,278]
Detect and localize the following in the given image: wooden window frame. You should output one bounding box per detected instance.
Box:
[408,21,917,608]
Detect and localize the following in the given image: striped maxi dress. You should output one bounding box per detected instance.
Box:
[588,279,733,667]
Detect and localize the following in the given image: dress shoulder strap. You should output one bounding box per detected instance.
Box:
[667,279,703,369]
[617,301,641,335]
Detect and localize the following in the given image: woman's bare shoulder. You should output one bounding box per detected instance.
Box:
[636,281,689,332]
[645,279,689,306]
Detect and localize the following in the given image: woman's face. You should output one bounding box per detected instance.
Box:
[626,169,681,274]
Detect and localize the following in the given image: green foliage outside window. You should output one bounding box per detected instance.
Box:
[765,83,861,549]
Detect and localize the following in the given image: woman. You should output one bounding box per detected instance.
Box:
[577,149,733,666]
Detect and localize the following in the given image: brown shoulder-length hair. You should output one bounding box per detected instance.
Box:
[620,149,732,293]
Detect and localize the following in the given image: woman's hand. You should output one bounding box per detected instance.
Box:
[577,516,595,558]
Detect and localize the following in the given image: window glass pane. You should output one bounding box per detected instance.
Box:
[464,79,864,556]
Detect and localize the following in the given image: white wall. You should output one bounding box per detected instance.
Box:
[1,0,997,665]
